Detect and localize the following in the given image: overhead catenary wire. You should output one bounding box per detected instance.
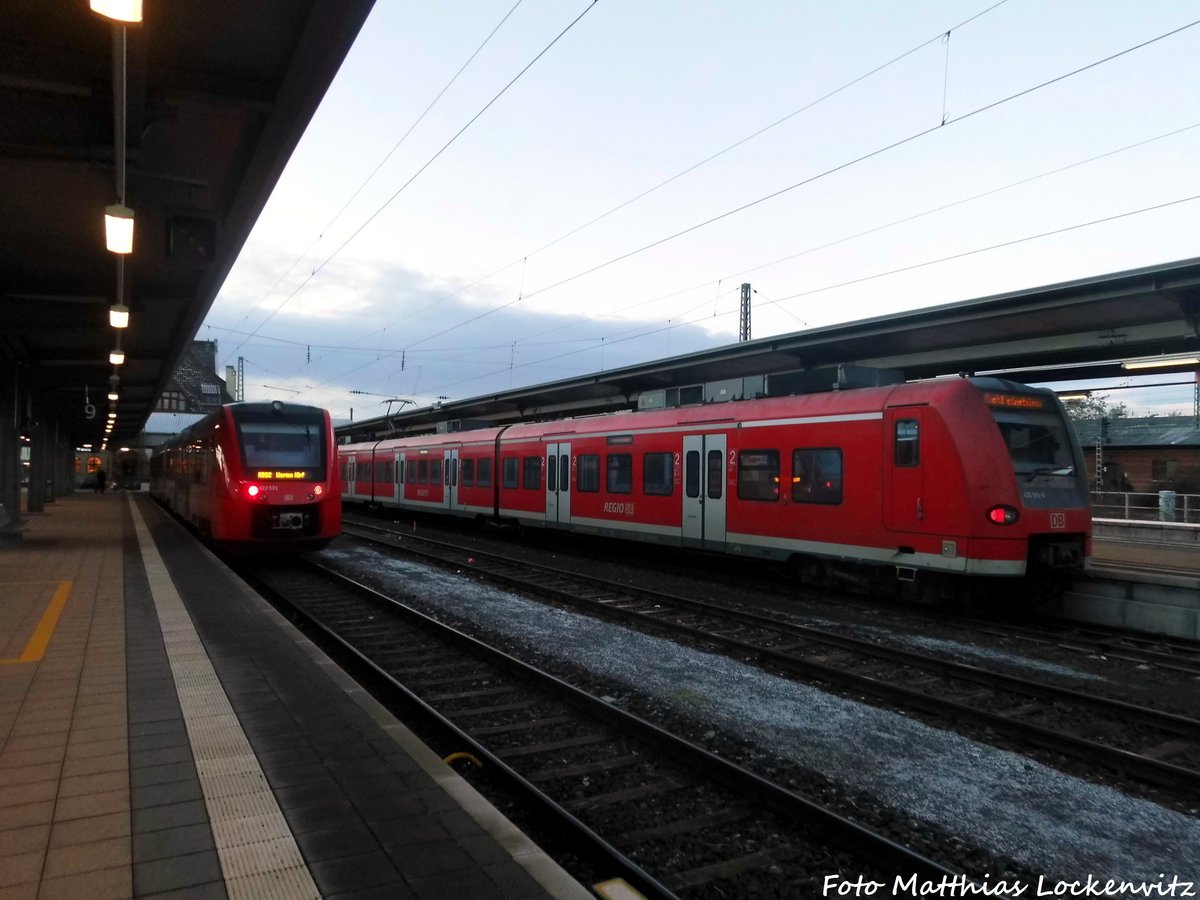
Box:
[232,0,601,358]
[207,120,1199,370]
[304,0,1012,366]
[221,0,528,366]
[512,16,1200,308]
[417,193,1200,399]
[337,14,1199,377]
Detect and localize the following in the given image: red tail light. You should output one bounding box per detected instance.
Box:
[987,505,1019,525]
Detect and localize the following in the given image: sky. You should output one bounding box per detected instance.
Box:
[200,0,1200,423]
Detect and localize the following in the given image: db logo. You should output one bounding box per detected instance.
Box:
[1049,512,1066,529]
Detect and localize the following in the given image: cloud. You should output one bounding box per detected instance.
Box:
[206,250,731,419]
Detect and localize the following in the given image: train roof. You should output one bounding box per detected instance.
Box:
[340,378,1046,450]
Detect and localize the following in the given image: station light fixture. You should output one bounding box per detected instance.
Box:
[1122,355,1200,371]
[109,347,125,366]
[108,375,120,402]
[109,303,130,329]
[90,0,143,24]
[104,204,135,254]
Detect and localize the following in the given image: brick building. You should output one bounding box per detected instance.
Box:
[1071,416,1200,493]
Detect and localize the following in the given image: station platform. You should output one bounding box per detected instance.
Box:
[0,492,593,900]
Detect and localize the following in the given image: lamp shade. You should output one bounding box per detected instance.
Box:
[90,0,143,23]
[109,349,125,366]
[104,205,135,254]
[109,303,130,329]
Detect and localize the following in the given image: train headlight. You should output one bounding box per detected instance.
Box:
[313,485,324,497]
[246,484,262,499]
[986,505,1020,525]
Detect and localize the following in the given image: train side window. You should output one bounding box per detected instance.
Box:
[707,450,723,500]
[685,451,700,498]
[449,459,457,486]
[406,460,417,483]
[559,454,570,492]
[339,460,349,482]
[430,459,442,483]
[606,453,633,494]
[894,420,920,467]
[737,450,779,501]
[643,452,674,496]
[462,458,475,486]
[396,460,403,484]
[478,458,493,488]
[503,457,519,489]
[417,459,429,484]
[547,454,557,491]
[523,456,541,490]
[578,454,600,492]
[792,448,843,504]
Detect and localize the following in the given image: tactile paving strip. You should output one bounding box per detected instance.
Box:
[129,501,319,900]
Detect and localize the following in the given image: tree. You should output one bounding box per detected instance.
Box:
[1062,394,1128,426]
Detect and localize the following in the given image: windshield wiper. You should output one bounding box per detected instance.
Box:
[1025,465,1074,482]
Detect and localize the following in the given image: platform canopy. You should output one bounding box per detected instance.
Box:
[0,0,375,447]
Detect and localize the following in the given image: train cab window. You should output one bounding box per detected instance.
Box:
[606,453,633,494]
[417,459,429,483]
[578,454,600,492]
[462,458,475,486]
[792,448,843,504]
[478,458,493,487]
[894,420,920,467]
[503,457,519,489]
[643,452,674,496]
[523,456,541,490]
[431,459,442,483]
[707,450,724,499]
[738,450,779,501]
[685,451,700,498]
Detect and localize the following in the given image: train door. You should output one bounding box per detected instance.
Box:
[396,453,410,504]
[884,408,927,533]
[682,434,727,550]
[545,442,571,528]
[444,449,459,511]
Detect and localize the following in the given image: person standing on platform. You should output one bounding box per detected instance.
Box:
[95,467,107,494]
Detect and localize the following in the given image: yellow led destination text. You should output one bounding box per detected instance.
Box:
[255,470,308,480]
[984,393,1045,410]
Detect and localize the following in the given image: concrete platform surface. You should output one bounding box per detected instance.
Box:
[0,492,594,900]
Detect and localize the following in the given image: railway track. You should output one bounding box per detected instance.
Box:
[341,519,1200,798]
[238,556,958,899]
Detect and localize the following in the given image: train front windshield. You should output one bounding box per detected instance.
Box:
[234,409,326,478]
[984,392,1086,507]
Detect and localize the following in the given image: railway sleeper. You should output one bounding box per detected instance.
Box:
[620,806,751,844]
[562,779,685,812]
[665,845,807,892]
[527,754,644,783]
[497,733,610,759]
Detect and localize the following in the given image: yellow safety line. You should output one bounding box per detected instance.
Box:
[0,580,72,665]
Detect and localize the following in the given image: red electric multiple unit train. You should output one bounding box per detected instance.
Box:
[151,401,341,552]
[339,377,1090,593]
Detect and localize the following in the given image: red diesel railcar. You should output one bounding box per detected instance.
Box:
[340,377,1090,589]
[151,401,341,551]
